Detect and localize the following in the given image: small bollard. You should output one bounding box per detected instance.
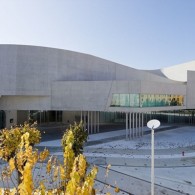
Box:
[182,151,185,156]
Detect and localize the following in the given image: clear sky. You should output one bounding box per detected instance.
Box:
[0,0,195,70]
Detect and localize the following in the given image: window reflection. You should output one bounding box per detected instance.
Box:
[110,93,184,107]
[120,94,130,107]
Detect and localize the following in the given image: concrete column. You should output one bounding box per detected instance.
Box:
[43,111,45,123]
[40,111,41,124]
[129,112,131,140]
[126,113,128,140]
[87,111,90,134]
[90,111,91,134]
[142,113,144,136]
[80,111,83,122]
[46,111,49,123]
[94,111,96,133]
[96,111,98,133]
[138,112,141,137]
[132,113,134,139]
[136,112,138,138]
[91,111,93,134]
[147,112,149,122]
[97,111,100,133]
[83,111,86,131]
[93,111,95,133]
[45,111,46,123]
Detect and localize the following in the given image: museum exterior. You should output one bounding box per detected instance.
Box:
[0,45,195,138]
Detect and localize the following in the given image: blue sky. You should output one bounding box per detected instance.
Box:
[0,0,195,69]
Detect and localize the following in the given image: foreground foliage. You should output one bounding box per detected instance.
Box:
[61,122,88,157]
[0,122,98,194]
[0,123,41,161]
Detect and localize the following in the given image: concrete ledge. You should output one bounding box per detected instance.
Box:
[86,156,194,167]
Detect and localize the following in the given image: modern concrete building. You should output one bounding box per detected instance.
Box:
[0,45,195,138]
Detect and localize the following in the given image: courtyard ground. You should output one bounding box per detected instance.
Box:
[37,125,195,194]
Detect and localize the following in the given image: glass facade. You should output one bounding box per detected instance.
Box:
[144,110,195,124]
[130,94,140,107]
[99,110,195,126]
[119,94,130,107]
[28,110,195,127]
[30,111,62,123]
[111,94,120,107]
[111,93,184,107]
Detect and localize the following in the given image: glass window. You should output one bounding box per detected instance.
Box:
[119,94,130,107]
[177,95,184,106]
[140,94,148,107]
[159,94,167,106]
[170,95,177,106]
[110,93,184,107]
[111,94,120,106]
[148,94,156,107]
[164,95,169,106]
[130,94,140,107]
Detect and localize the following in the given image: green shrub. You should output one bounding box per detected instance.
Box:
[61,122,88,157]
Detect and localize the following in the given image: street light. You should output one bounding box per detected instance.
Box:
[147,119,160,195]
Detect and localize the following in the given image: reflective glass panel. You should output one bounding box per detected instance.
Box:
[119,94,130,107]
[111,94,120,106]
[148,94,156,107]
[130,94,140,107]
[140,94,148,107]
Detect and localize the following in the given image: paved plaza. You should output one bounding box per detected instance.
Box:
[38,125,195,195]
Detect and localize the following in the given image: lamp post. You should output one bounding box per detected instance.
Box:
[147,119,160,195]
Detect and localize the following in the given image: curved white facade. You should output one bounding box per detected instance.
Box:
[0,44,194,129]
[149,61,195,82]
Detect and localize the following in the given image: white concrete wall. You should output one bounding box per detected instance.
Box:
[187,71,195,109]
[161,61,195,82]
[0,96,50,110]
[0,45,187,112]
[51,80,186,112]
[51,81,112,111]
[140,81,186,95]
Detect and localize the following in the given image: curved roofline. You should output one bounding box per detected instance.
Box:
[0,44,138,70]
[147,60,195,82]
[0,44,191,84]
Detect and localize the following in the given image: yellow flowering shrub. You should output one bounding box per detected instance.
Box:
[0,122,99,194]
[0,123,41,161]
